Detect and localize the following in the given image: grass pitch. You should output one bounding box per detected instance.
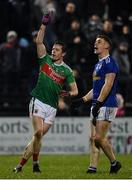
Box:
[0,154,132,179]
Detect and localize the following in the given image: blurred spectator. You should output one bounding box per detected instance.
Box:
[33,0,57,30]
[101,19,119,50]
[80,0,110,19]
[83,14,102,43]
[119,25,132,50]
[34,0,57,14]
[27,31,39,93]
[0,30,21,94]
[112,41,132,101]
[82,14,102,72]
[116,93,125,117]
[113,42,131,75]
[55,1,79,38]
[7,0,31,37]
[128,13,132,31]
[114,16,123,35]
[63,18,86,67]
[18,37,30,94]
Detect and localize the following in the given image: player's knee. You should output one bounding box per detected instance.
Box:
[90,136,96,144]
[94,136,102,147]
[34,129,43,139]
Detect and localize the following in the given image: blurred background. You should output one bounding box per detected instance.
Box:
[0,0,132,117]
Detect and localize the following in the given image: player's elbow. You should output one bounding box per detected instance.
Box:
[72,89,78,96]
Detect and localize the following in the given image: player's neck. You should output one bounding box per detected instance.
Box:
[54,59,64,65]
[98,52,109,60]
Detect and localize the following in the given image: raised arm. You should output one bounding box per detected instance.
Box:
[36,12,51,58]
[36,25,46,58]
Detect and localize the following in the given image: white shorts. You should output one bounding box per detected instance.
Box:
[29,98,57,124]
[90,107,117,122]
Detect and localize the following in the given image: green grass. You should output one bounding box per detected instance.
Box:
[0,154,132,179]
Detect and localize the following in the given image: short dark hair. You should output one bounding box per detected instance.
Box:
[96,34,112,49]
[54,40,66,53]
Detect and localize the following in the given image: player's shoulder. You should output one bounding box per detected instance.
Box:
[104,56,111,63]
[104,56,117,65]
[38,54,53,65]
[104,55,119,72]
[62,62,73,72]
[39,53,52,60]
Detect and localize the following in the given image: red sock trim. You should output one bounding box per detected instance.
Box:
[33,153,39,162]
[19,158,27,166]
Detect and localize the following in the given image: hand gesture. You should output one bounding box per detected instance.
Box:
[92,101,103,118]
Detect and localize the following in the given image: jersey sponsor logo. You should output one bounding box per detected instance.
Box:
[41,63,65,84]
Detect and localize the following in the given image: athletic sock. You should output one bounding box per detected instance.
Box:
[111,160,117,166]
[19,158,27,167]
[33,153,39,163]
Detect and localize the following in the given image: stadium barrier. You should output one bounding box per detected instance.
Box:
[0,117,131,154]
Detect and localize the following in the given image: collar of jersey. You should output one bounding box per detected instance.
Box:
[99,54,110,61]
[54,61,64,66]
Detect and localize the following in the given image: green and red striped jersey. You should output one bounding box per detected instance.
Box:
[31,54,75,108]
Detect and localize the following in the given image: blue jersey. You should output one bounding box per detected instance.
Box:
[92,55,119,107]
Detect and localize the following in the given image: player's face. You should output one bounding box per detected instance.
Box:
[94,38,109,55]
[51,44,65,61]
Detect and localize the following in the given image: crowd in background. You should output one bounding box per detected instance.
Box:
[0,0,132,116]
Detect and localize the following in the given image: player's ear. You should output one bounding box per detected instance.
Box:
[105,42,110,49]
[62,52,66,57]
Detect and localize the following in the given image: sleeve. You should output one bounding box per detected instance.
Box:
[66,70,75,84]
[105,59,118,74]
[38,54,51,66]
